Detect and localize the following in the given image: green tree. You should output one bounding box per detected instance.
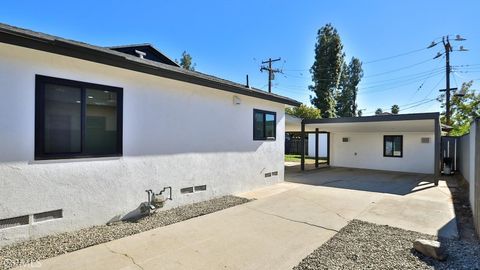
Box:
[309,23,344,118]
[285,104,321,119]
[336,57,363,117]
[175,51,196,71]
[375,108,383,115]
[391,104,400,114]
[440,81,480,136]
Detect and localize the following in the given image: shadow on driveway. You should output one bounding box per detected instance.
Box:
[286,166,436,196]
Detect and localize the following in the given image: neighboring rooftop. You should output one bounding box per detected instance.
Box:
[0,23,301,106]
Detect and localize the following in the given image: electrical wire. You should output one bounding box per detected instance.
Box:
[364,47,428,64]
[363,58,437,78]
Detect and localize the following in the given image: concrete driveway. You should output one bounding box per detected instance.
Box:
[20,167,457,270]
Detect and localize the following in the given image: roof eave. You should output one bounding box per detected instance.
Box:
[303,112,440,124]
[0,24,300,107]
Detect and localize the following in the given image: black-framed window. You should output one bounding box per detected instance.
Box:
[35,75,123,160]
[253,109,276,140]
[383,135,403,158]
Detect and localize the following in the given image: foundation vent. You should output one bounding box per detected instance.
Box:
[180,187,194,194]
[272,171,278,176]
[0,215,29,230]
[33,209,63,223]
[265,172,272,178]
[194,185,207,192]
[342,137,349,142]
[421,137,431,143]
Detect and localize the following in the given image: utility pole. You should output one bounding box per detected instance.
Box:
[429,35,467,126]
[443,36,453,125]
[260,58,282,93]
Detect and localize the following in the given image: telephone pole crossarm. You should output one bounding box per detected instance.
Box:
[260,57,282,93]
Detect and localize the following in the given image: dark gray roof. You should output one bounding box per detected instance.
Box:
[0,23,301,106]
[303,112,440,124]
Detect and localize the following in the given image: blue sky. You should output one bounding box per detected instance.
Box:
[1,0,479,115]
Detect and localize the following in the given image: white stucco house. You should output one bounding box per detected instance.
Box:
[0,23,301,246]
[286,113,441,175]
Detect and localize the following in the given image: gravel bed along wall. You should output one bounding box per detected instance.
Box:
[0,195,251,270]
[293,219,480,270]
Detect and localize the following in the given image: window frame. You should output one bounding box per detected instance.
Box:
[253,109,276,141]
[383,135,403,158]
[35,75,123,160]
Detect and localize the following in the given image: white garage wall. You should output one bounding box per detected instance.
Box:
[307,133,328,157]
[0,43,286,246]
[330,132,435,174]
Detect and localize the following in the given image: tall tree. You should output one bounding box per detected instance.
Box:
[440,81,480,135]
[336,57,363,117]
[175,51,196,71]
[309,23,344,118]
[285,104,321,119]
[391,104,400,114]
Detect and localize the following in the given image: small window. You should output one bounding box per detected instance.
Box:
[384,135,403,158]
[35,75,123,160]
[253,109,276,140]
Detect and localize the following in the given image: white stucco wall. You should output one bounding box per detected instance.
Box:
[0,43,286,246]
[307,133,328,157]
[330,132,435,174]
[458,121,478,213]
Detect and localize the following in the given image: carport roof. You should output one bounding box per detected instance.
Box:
[292,112,440,133]
[303,112,439,124]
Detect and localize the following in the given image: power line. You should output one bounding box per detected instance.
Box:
[361,69,445,90]
[400,99,438,112]
[364,47,428,64]
[358,72,444,95]
[407,62,446,102]
[363,58,436,78]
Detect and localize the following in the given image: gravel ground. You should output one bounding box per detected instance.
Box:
[0,195,250,270]
[293,220,480,270]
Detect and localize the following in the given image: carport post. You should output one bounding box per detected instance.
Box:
[315,128,319,168]
[327,132,330,165]
[301,120,305,171]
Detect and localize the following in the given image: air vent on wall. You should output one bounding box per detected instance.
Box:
[272,171,278,176]
[265,172,272,178]
[180,187,194,194]
[33,209,63,223]
[421,137,430,143]
[0,215,29,230]
[194,185,207,192]
[342,137,349,142]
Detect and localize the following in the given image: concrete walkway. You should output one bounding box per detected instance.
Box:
[18,167,457,270]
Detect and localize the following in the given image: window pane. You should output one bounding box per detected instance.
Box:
[44,84,82,153]
[265,113,275,138]
[85,89,118,155]
[385,138,393,156]
[393,137,402,156]
[254,112,264,139]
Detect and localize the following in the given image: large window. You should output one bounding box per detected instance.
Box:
[35,75,123,160]
[253,109,276,140]
[383,135,403,158]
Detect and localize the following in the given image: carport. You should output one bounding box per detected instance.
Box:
[297,113,441,177]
